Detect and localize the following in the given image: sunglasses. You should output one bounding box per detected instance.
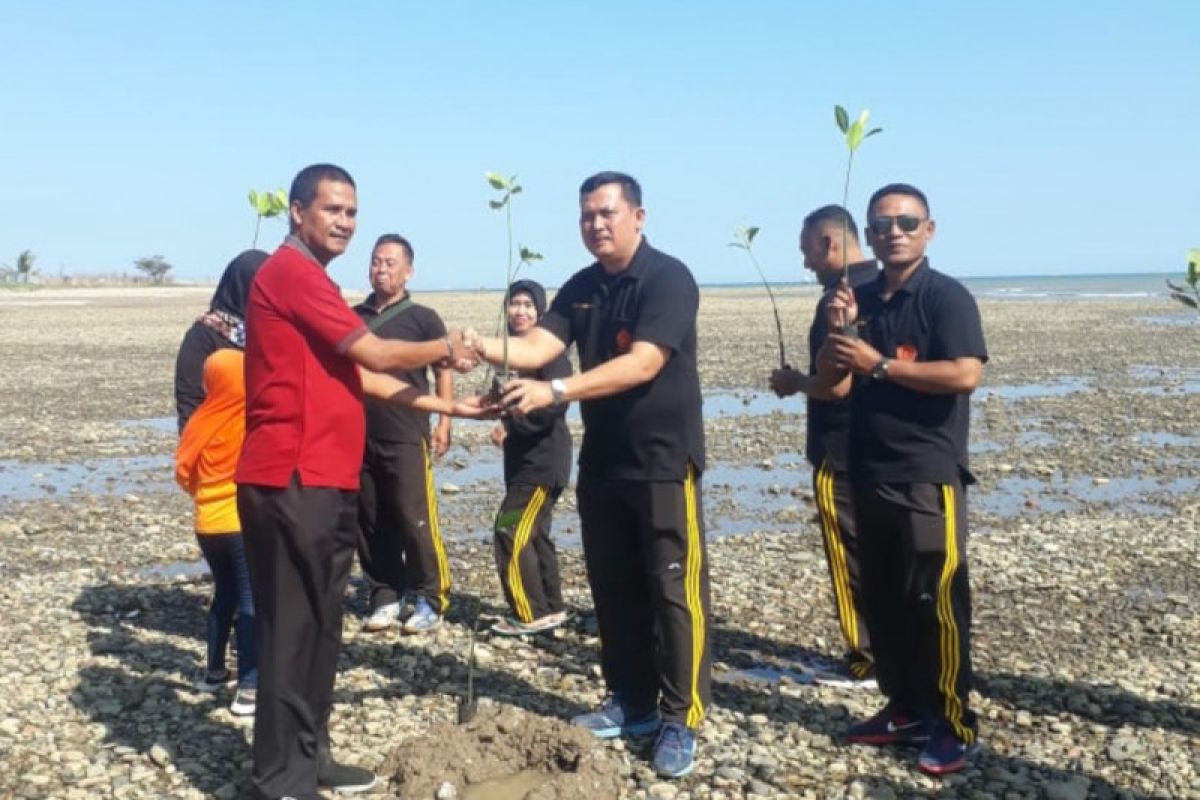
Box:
[867,215,925,235]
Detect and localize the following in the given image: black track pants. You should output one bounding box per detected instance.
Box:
[493,483,564,621]
[357,438,451,612]
[852,480,977,742]
[577,465,712,728]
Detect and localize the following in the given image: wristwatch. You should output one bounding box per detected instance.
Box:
[549,378,567,406]
[870,357,891,381]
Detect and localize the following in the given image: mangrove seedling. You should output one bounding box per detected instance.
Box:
[730,225,788,368]
[833,105,882,331]
[1166,247,1200,313]
[248,188,288,248]
[485,171,542,385]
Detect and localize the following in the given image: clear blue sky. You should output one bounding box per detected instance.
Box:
[3,1,1197,290]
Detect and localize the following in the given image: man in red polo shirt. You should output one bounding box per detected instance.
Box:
[236,163,478,800]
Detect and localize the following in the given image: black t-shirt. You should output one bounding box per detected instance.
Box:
[806,261,880,470]
[354,292,446,444]
[540,239,705,481]
[849,260,988,485]
[502,351,573,488]
[174,323,233,433]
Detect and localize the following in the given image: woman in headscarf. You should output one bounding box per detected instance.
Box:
[488,280,574,635]
[176,347,257,715]
[173,250,268,432]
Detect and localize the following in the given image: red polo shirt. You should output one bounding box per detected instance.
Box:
[236,242,369,490]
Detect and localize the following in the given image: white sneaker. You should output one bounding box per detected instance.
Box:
[194,668,235,693]
[402,597,442,634]
[230,687,256,716]
[362,601,401,632]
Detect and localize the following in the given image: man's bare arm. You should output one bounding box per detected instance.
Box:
[499,340,669,415]
[347,329,473,373]
[472,327,567,372]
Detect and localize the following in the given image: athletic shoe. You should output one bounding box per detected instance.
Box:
[317,760,377,794]
[230,687,256,716]
[402,597,442,634]
[651,722,697,778]
[845,703,932,745]
[194,668,235,693]
[917,724,981,776]
[571,695,661,739]
[490,611,570,636]
[362,601,401,632]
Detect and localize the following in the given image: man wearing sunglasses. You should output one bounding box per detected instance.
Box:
[769,205,878,687]
[815,183,988,776]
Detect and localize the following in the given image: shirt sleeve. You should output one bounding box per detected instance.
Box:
[930,282,989,363]
[274,262,367,353]
[808,294,830,375]
[539,274,583,347]
[633,261,698,352]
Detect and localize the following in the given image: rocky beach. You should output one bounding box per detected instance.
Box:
[0,285,1195,799]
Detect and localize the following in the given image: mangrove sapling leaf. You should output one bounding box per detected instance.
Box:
[834,104,883,332]
[730,225,788,369]
[486,171,542,390]
[1167,247,1200,313]
[248,186,289,248]
[835,105,850,133]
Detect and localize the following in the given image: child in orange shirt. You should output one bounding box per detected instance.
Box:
[175,348,257,715]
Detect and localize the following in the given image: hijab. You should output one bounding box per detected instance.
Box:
[197,249,268,347]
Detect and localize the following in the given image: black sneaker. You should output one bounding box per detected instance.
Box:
[317,761,377,794]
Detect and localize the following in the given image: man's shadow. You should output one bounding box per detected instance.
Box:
[71,580,254,798]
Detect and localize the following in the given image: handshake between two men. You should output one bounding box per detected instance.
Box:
[360,326,564,421]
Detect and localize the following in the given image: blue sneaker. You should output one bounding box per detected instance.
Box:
[651,722,697,778]
[570,696,661,739]
[845,702,932,745]
[917,724,981,775]
[402,597,442,634]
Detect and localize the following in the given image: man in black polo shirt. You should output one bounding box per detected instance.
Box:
[354,234,453,635]
[816,183,987,776]
[769,204,877,685]
[469,171,710,779]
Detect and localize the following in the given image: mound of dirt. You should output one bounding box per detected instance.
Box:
[381,705,622,800]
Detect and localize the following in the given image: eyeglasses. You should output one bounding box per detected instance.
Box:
[867,215,926,235]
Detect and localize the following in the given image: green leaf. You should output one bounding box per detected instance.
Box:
[1166,279,1185,292]
[518,246,543,262]
[273,189,288,209]
[1171,292,1198,309]
[856,108,870,131]
[248,189,260,211]
[746,226,760,244]
[485,171,509,190]
[834,105,849,133]
[255,193,272,215]
[728,242,745,249]
[488,199,505,210]
[865,127,883,139]
[511,185,523,195]
[1188,248,1200,284]
[847,121,865,152]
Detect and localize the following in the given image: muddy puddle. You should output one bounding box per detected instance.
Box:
[0,455,172,502]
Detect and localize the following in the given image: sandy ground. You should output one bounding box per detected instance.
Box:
[0,284,1196,799]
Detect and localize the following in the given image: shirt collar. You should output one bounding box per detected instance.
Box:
[872,257,931,296]
[364,289,410,312]
[596,236,650,283]
[284,234,320,266]
[820,259,879,290]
